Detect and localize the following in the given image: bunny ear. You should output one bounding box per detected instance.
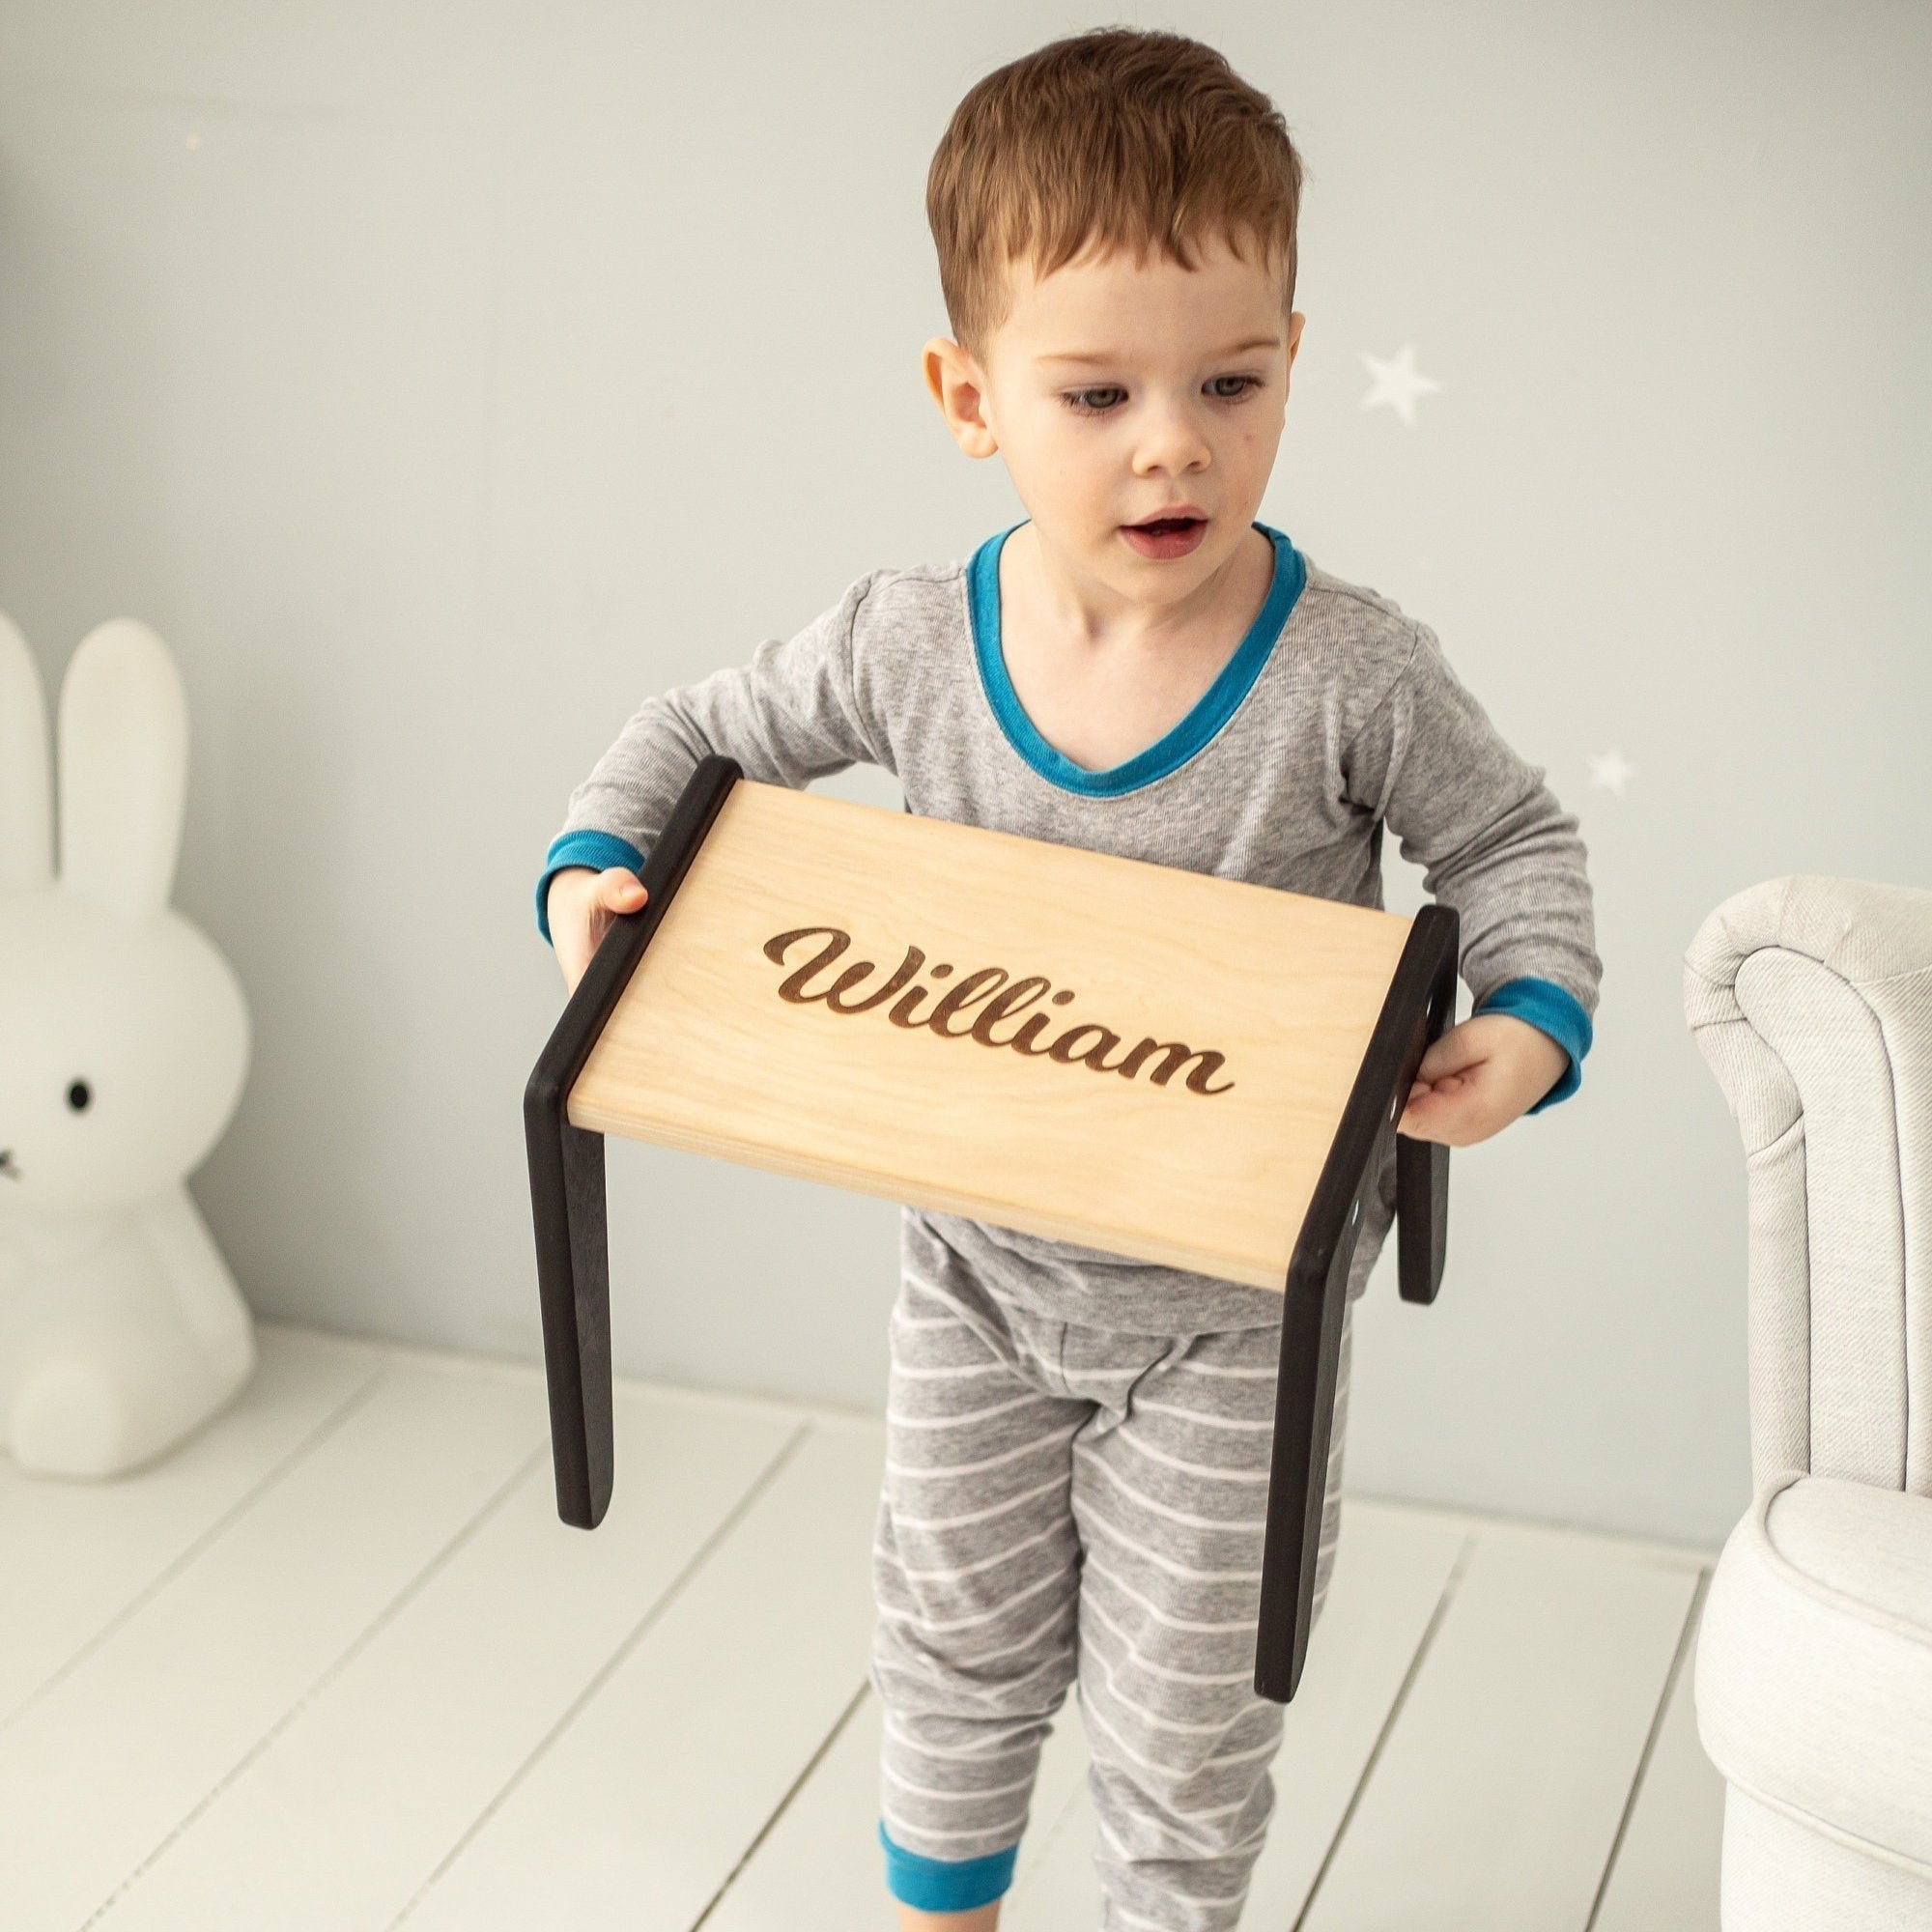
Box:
[57,619,189,920]
[0,611,54,894]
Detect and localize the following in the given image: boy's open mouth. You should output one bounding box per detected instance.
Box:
[1122,513,1208,560]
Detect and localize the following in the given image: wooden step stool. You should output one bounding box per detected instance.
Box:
[526,755,1457,1701]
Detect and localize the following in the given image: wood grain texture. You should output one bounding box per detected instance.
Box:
[569,781,1412,1289]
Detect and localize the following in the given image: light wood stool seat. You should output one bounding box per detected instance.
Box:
[526,757,1458,1700]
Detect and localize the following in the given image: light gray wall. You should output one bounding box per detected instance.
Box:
[1,1,1925,1548]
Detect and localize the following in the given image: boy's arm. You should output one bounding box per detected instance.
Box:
[1346,621,1602,1139]
[537,574,893,946]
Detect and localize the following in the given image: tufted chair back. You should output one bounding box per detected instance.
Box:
[1684,874,1932,1499]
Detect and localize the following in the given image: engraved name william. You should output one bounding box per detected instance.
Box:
[761,926,1235,1095]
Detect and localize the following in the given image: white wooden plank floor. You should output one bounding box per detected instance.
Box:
[1,1325,1724,1931]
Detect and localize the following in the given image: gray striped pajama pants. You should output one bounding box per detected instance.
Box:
[870,1217,1351,1930]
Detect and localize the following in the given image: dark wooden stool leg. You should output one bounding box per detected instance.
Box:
[524,754,742,1531]
[526,1119,613,1527]
[1397,931,1459,1307]
[1254,904,1460,1701]
[1256,1190,1361,1702]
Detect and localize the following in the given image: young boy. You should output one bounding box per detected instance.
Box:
[538,28,1598,1932]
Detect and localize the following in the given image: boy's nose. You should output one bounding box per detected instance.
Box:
[1131,404,1212,475]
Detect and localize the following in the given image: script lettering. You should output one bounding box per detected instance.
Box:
[1114,1037,1236,1095]
[969,977,1052,1047]
[765,927,855,1003]
[826,945,924,1013]
[927,968,1009,1037]
[759,925,1234,1096]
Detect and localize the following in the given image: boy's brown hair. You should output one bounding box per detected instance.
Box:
[927,28,1304,350]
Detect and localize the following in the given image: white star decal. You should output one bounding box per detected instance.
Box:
[1359,345,1442,426]
[1588,750,1636,796]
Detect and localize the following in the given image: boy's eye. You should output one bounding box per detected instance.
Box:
[1207,375,1262,401]
[1065,386,1127,414]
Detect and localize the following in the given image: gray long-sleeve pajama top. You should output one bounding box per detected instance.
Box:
[539,524,1602,1334]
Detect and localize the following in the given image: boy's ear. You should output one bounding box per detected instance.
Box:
[923,338,999,460]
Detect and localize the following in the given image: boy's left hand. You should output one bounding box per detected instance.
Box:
[1397,1013,1570,1148]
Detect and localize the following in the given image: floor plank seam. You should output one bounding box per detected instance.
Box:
[688,1680,875,1932]
[1289,1528,1478,1932]
[1580,1565,1713,1932]
[381,1420,816,1930]
[76,1435,552,1930]
[0,1363,389,1741]
[1344,1491,1719,1570]
[278,1320,889,1437]
[3,1349,1731,1932]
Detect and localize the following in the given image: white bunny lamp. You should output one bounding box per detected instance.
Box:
[0,611,253,1477]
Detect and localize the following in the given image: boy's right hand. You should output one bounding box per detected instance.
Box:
[548,866,648,995]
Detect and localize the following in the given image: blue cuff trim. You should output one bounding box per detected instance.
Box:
[534,829,646,944]
[879,1823,1018,1912]
[1475,976,1594,1113]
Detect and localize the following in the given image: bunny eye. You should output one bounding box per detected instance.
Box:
[67,1081,92,1113]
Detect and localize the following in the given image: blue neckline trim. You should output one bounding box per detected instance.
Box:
[966,522,1306,797]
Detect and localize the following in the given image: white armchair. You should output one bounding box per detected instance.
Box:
[1685,875,1932,1929]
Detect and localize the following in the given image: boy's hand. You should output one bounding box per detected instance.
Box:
[547,866,648,995]
[1397,1013,1569,1149]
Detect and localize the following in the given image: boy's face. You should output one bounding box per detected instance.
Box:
[925,234,1303,604]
